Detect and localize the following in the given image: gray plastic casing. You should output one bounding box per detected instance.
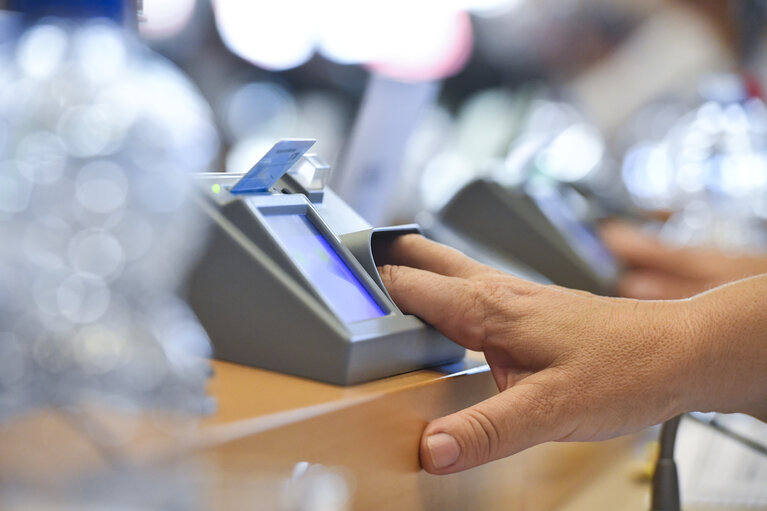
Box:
[185,175,465,385]
[439,178,615,295]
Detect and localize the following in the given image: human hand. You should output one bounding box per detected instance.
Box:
[600,221,767,300]
[377,234,697,474]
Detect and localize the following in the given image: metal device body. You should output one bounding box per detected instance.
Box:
[185,169,464,385]
[436,178,617,295]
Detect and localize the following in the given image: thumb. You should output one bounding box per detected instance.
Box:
[420,375,567,474]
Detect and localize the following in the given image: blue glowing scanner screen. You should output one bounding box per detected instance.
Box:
[263,213,386,323]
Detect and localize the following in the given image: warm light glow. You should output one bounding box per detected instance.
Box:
[366,10,473,81]
[212,0,317,71]
[453,0,525,17]
[212,0,524,78]
[316,0,382,65]
[140,0,197,39]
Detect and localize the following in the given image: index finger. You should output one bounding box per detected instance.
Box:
[377,264,493,350]
[375,234,502,279]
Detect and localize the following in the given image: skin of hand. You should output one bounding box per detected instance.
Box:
[600,220,767,300]
[376,234,767,475]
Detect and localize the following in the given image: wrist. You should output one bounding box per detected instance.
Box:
[599,298,698,425]
[684,279,767,418]
[641,299,701,419]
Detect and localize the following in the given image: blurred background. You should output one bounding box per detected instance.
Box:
[3,0,756,249]
[1,0,767,508]
[3,0,765,243]
[139,0,767,251]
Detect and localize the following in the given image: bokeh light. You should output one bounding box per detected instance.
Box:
[220,83,349,172]
[0,20,219,422]
[139,0,197,40]
[536,123,604,182]
[622,98,767,215]
[620,91,767,249]
[212,0,522,79]
[212,0,317,71]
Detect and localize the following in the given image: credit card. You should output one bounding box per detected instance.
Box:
[230,139,316,194]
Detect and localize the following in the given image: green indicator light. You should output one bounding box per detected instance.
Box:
[211,183,222,194]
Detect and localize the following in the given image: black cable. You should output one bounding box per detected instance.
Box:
[650,415,682,511]
[650,413,767,511]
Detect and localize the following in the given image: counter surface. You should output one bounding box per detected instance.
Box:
[2,356,759,510]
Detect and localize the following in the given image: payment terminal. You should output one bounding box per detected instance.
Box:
[436,178,618,295]
[185,140,464,385]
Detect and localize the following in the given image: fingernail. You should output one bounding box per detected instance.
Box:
[426,433,460,469]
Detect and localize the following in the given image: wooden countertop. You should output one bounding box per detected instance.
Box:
[195,357,652,510]
[204,354,487,424]
[6,356,755,510]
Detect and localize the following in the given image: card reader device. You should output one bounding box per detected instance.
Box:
[436,178,618,295]
[185,140,465,385]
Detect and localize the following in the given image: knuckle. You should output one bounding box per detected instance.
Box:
[477,279,507,309]
[465,279,513,344]
[523,383,558,421]
[519,375,578,440]
[461,407,502,463]
[377,264,398,287]
[476,277,540,315]
[449,280,491,349]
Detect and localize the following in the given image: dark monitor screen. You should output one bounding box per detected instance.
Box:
[263,213,386,323]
